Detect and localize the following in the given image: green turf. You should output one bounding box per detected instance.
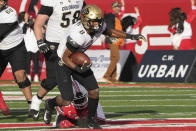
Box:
[1,82,196,127]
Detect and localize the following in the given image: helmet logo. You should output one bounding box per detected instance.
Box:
[81,8,89,15]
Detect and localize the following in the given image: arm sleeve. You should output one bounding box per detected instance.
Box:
[186,6,196,23]
[104,13,115,30]
[168,25,176,34]
[66,36,80,53]
[38,5,53,17]
[0,22,18,41]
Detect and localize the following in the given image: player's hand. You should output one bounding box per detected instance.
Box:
[62,104,79,120]
[134,6,139,14]
[121,0,125,7]
[74,61,92,73]
[131,34,147,42]
[37,39,49,54]
[191,0,195,6]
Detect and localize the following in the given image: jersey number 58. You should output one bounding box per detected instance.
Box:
[61,10,80,28]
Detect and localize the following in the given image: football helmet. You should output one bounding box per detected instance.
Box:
[0,0,8,12]
[81,5,103,33]
[73,92,88,110]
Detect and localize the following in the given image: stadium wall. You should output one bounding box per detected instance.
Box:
[1,0,195,82]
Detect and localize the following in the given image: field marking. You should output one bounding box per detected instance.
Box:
[1,118,196,130]
[3,95,196,101]
[4,99,196,103]
[2,87,196,93]
[1,82,196,88]
[105,112,196,116]
[5,104,196,109]
[2,92,196,96]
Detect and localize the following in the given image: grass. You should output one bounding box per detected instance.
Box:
[1,82,196,129]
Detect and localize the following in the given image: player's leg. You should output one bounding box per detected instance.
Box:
[30,53,57,120]
[0,91,10,115]
[43,62,73,124]
[25,52,32,81]
[73,69,101,129]
[30,42,59,119]
[0,56,10,115]
[33,52,39,82]
[9,42,32,110]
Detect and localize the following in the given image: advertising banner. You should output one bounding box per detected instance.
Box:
[86,50,130,81]
[133,50,196,82]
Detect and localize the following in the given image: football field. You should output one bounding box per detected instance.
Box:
[1,82,196,130]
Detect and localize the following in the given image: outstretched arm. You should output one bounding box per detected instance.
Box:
[133,6,142,29]
[186,0,196,23]
[108,29,146,41]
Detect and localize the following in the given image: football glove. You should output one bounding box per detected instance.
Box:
[74,61,92,73]
[37,39,49,54]
[127,34,147,42]
[56,104,79,120]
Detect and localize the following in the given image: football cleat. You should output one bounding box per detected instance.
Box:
[29,95,42,120]
[55,114,65,128]
[43,99,53,124]
[87,117,102,129]
[0,99,10,115]
[0,92,10,115]
[29,109,40,120]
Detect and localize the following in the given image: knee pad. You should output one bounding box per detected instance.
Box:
[41,79,56,91]
[17,78,31,89]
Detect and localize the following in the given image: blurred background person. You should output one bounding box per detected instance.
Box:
[103,0,125,83]
[168,0,196,50]
[28,0,38,19]
[18,12,40,82]
[121,6,142,56]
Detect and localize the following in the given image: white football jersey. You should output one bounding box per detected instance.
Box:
[41,0,84,43]
[57,21,107,58]
[72,79,88,110]
[71,79,105,121]
[0,6,23,50]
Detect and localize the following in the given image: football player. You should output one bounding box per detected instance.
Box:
[54,79,105,128]
[30,0,86,120]
[0,0,32,112]
[44,5,146,129]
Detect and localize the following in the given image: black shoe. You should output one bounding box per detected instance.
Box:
[29,109,40,120]
[43,99,53,124]
[87,117,102,129]
[55,114,65,128]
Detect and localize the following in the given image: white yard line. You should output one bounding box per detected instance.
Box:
[4,99,196,102]
[2,91,196,96]
[102,105,196,107]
